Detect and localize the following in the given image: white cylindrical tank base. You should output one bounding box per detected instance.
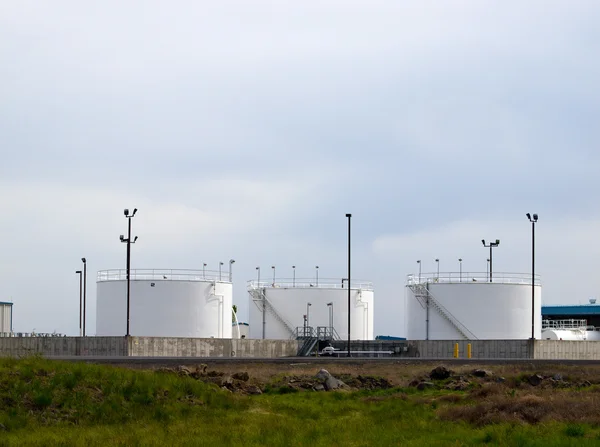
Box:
[97,270,232,338]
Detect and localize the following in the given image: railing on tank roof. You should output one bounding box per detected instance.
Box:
[406,272,541,286]
[97,269,232,283]
[542,319,588,330]
[247,277,373,291]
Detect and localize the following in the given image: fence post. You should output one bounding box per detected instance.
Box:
[453,343,459,358]
[467,343,472,359]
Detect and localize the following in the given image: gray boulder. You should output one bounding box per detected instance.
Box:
[315,369,348,391]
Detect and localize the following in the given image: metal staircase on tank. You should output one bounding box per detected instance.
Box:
[409,283,478,340]
[295,327,318,356]
[250,288,296,338]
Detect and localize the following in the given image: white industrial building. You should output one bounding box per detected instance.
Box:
[406,271,542,340]
[248,278,374,340]
[0,302,13,335]
[96,269,233,338]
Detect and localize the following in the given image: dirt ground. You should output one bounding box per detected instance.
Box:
[145,360,600,395]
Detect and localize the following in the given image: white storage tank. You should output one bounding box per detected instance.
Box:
[541,329,587,341]
[248,278,374,340]
[406,272,541,340]
[232,322,250,339]
[0,302,13,335]
[96,269,233,338]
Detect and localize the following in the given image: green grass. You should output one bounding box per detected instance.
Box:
[1,357,600,446]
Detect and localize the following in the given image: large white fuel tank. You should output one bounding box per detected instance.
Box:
[248,278,374,340]
[406,272,542,340]
[96,269,232,338]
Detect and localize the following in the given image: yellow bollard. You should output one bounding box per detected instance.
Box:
[467,343,472,359]
[453,343,459,358]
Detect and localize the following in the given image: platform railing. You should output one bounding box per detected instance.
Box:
[247,278,373,291]
[97,269,231,282]
[406,272,541,286]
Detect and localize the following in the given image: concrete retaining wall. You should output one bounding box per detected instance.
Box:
[3,337,600,360]
[0,336,298,358]
[127,337,299,358]
[534,340,600,360]
[414,340,531,359]
[0,337,127,357]
[330,340,532,359]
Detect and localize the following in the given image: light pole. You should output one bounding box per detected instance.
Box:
[486,258,490,280]
[229,259,235,282]
[203,263,207,279]
[482,239,500,282]
[417,260,421,283]
[458,258,463,282]
[327,302,333,333]
[271,265,275,286]
[120,208,138,337]
[306,302,312,331]
[435,258,439,279]
[527,213,539,340]
[81,258,87,337]
[75,270,82,336]
[219,262,223,281]
[315,266,319,287]
[292,266,296,287]
[346,213,351,357]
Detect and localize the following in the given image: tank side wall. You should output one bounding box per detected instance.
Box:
[248,287,374,340]
[97,280,232,338]
[407,283,542,340]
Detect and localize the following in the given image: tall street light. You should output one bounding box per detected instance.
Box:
[417,260,421,283]
[292,266,296,287]
[219,262,224,281]
[203,263,207,279]
[81,258,87,337]
[486,258,490,280]
[229,259,235,282]
[482,239,500,282]
[346,213,351,357]
[271,265,276,285]
[327,302,334,334]
[435,258,440,279]
[120,208,138,337]
[75,270,82,336]
[306,302,312,331]
[526,213,539,340]
[458,258,463,282]
[315,266,319,287]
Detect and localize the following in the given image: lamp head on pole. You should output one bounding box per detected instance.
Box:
[124,209,129,216]
[481,239,486,246]
[533,214,538,221]
[81,258,86,263]
[76,270,82,274]
[458,258,462,262]
[229,259,235,265]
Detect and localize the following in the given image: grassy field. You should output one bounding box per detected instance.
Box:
[1,357,600,446]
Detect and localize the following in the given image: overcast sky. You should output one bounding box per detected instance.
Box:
[1,1,599,336]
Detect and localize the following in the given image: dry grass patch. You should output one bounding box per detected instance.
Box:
[440,389,600,426]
